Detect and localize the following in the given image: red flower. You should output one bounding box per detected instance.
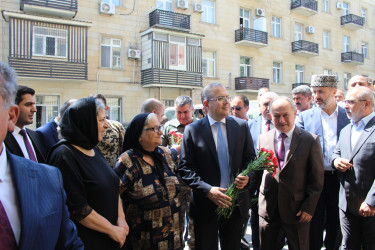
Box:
[272,156,279,167]
[272,166,278,178]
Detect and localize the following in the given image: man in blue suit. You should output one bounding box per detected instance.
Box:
[332,86,375,249]
[297,75,350,250]
[0,62,83,249]
[179,82,255,250]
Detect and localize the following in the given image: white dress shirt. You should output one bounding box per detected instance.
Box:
[12,126,37,161]
[274,125,295,161]
[320,107,338,170]
[351,112,375,150]
[0,143,21,244]
[207,114,228,153]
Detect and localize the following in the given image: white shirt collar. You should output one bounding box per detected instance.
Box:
[319,104,339,117]
[0,143,8,182]
[275,124,295,139]
[351,112,375,128]
[207,113,226,126]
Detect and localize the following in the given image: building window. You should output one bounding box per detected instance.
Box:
[272,17,281,38]
[35,95,59,128]
[202,0,215,24]
[343,36,350,52]
[106,97,122,122]
[157,0,172,11]
[342,2,349,15]
[344,73,351,90]
[362,43,368,58]
[33,26,67,58]
[240,56,252,77]
[202,50,216,77]
[253,16,267,31]
[272,62,282,83]
[295,65,304,83]
[361,8,367,24]
[294,23,302,41]
[102,0,121,7]
[240,8,250,28]
[323,69,332,75]
[323,30,331,49]
[101,37,122,69]
[323,0,329,12]
[163,99,174,108]
[169,35,186,70]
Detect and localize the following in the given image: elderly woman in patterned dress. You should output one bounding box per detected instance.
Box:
[114,113,182,249]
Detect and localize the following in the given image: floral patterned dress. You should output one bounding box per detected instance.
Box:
[115,147,182,250]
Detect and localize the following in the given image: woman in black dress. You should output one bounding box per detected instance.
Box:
[48,97,129,249]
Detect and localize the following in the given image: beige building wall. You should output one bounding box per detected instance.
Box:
[0,0,374,126]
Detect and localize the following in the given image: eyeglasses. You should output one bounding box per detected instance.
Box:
[144,126,162,133]
[208,96,231,103]
[231,106,243,111]
[344,100,367,105]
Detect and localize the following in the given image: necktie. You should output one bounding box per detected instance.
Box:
[19,129,37,162]
[216,122,230,188]
[278,133,287,169]
[0,201,17,249]
[265,120,271,132]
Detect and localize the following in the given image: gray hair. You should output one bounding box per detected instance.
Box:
[175,95,193,107]
[259,91,278,103]
[201,82,224,103]
[95,98,106,115]
[270,96,297,112]
[292,85,312,97]
[143,113,158,128]
[141,98,164,113]
[59,99,77,118]
[351,87,375,107]
[0,62,18,109]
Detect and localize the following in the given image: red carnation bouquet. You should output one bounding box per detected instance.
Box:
[216,148,278,219]
[169,131,183,145]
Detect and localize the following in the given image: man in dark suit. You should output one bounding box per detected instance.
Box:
[332,86,375,249]
[4,85,45,163]
[250,96,324,250]
[0,61,83,249]
[297,75,350,250]
[179,82,255,250]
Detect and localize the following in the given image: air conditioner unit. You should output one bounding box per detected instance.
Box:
[193,3,203,12]
[306,26,315,34]
[177,0,189,9]
[127,49,141,59]
[100,2,115,15]
[255,8,265,17]
[336,2,343,10]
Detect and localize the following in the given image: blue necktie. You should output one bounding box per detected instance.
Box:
[216,122,230,188]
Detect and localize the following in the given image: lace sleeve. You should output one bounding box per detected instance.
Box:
[71,204,93,222]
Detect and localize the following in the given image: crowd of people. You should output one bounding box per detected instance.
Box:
[0,59,374,250]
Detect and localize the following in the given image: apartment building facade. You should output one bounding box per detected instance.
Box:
[0,0,374,126]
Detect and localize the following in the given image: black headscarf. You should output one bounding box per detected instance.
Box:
[59,97,99,150]
[122,113,166,184]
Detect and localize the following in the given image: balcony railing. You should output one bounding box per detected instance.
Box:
[341,14,364,30]
[291,0,318,16]
[21,0,78,11]
[149,9,190,31]
[292,40,319,56]
[235,28,268,47]
[341,52,364,64]
[292,83,310,89]
[142,68,202,87]
[235,77,269,91]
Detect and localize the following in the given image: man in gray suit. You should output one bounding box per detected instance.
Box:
[332,86,375,249]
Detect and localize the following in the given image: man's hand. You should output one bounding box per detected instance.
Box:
[207,187,232,208]
[359,202,375,217]
[296,210,312,223]
[234,175,249,190]
[333,158,352,172]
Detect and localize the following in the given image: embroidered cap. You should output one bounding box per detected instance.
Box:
[310,74,338,88]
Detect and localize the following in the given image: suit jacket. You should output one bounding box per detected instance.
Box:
[296,106,350,153]
[249,126,324,224]
[248,115,262,152]
[178,115,256,220]
[4,129,45,163]
[331,116,375,216]
[36,118,59,159]
[7,151,83,249]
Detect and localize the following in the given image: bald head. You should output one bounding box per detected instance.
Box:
[141,98,165,122]
[348,75,370,89]
[344,86,374,123]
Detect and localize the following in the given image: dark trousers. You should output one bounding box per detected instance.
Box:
[340,209,375,250]
[194,207,243,250]
[309,172,342,250]
[250,203,260,250]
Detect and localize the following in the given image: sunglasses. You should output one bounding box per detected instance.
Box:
[231,106,243,111]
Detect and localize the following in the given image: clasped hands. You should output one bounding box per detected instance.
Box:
[207,174,249,208]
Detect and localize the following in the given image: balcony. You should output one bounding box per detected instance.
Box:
[21,0,78,19]
[292,83,310,89]
[149,9,190,31]
[341,14,364,30]
[141,68,202,88]
[290,0,318,16]
[235,77,269,92]
[235,28,268,48]
[341,52,364,65]
[292,40,319,57]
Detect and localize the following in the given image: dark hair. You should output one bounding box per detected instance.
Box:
[89,93,107,106]
[15,85,35,105]
[233,94,249,107]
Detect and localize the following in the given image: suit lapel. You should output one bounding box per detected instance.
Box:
[283,126,302,169]
[337,106,350,137]
[4,131,24,157]
[7,152,39,249]
[226,117,235,172]
[201,117,219,166]
[26,129,45,163]
[350,117,375,161]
